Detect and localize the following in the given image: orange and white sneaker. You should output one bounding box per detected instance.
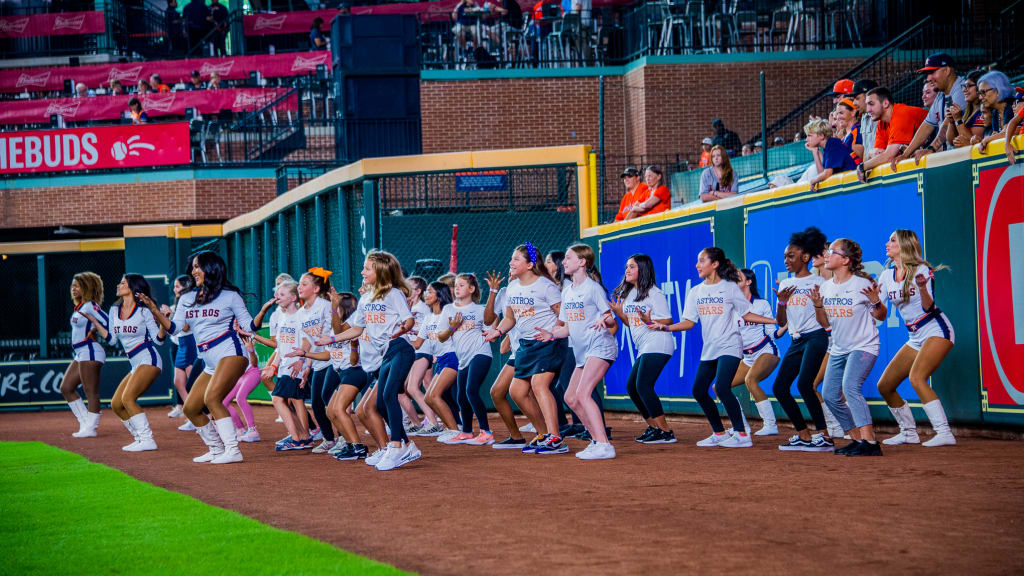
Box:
[466,431,494,445]
[441,431,475,445]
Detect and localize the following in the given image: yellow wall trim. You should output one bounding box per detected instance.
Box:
[123,223,181,238]
[0,238,124,254]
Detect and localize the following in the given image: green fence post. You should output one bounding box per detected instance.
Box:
[232,232,243,292]
[338,186,351,289]
[363,179,380,251]
[249,227,259,303]
[314,194,325,266]
[277,212,288,276]
[294,204,306,274]
[37,255,47,359]
[262,220,272,300]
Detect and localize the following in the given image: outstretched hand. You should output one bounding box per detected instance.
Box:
[485,270,505,291]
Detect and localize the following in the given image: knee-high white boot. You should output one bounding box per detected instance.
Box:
[121,418,139,451]
[754,399,778,436]
[124,413,157,452]
[72,411,101,438]
[68,398,87,429]
[193,422,224,463]
[211,418,243,464]
[882,403,920,445]
[922,400,956,447]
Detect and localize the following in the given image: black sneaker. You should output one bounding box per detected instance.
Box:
[333,443,367,461]
[635,426,657,443]
[834,440,862,455]
[522,435,546,454]
[492,436,527,450]
[642,429,677,444]
[847,440,883,456]
[605,426,613,441]
[804,434,835,452]
[778,435,812,451]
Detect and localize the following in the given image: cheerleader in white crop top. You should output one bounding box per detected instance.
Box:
[731,268,781,437]
[875,229,957,447]
[82,274,166,452]
[143,251,255,465]
[61,271,107,439]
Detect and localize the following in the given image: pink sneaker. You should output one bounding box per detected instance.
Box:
[441,432,475,445]
[466,431,494,445]
[239,428,261,443]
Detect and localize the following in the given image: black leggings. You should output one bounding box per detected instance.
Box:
[376,338,415,443]
[772,329,828,432]
[457,354,493,433]
[311,367,340,441]
[626,353,671,420]
[692,356,743,433]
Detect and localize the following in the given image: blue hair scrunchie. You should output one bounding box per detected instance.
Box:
[524,241,538,265]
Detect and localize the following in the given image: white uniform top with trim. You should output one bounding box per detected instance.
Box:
[274,310,308,373]
[559,277,617,362]
[819,275,880,356]
[405,300,431,346]
[105,302,164,355]
[778,274,826,338]
[439,302,492,369]
[417,311,452,357]
[169,289,255,347]
[350,288,413,355]
[327,326,355,371]
[70,301,108,362]
[494,287,520,357]
[878,264,936,327]
[505,277,561,339]
[739,298,775,349]
[622,286,674,356]
[298,297,332,371]
[682,280,751,361]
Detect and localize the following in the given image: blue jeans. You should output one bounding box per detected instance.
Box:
[822,350,877,431]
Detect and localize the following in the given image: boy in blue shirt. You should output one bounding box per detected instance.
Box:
[804,118,858,191]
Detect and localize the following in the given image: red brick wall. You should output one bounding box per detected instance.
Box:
[0,177,276,229]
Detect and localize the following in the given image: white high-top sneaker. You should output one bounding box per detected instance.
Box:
[193,422,225,463]
[754,399,778,435]
[121,418,139,451]
[922,400,956,447]
[211,418,243,464]
[124,413,157,452]
[72,411,101,438]
[883,403,920,445]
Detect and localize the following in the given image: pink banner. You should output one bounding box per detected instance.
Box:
[244,10,337,36]
[0,52,332,94]
[0,123,190,174]
[0,88,295,125]
[0,11,105,38]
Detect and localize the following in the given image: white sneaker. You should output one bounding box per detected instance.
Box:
[754,424,779,436]
[575,442,598,459]
[696,432,731,447]
[275,416,284,423]
[327,441,347,456]
[436,429,459,443]
[400,441,422,466]
[922,432,956,447]
[374,444,406,471]
[719,431,753,448]
[418,424,444,437]
[521,423,537,434]
[576,442,616,460]
[882,430,921,445]
[365,448,386,466]
[312,440,336,454]
[167,406,184,418]
[178,421,196,431]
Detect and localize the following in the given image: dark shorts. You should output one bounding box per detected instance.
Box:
[338,366,369,392]
[505,356,515,368]
[415,352,434,366]
[433,352,458,375]
[513,337,567,379]
[173,334,197,369]
[272,375,308,400]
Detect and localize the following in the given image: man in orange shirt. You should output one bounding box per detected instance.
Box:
[614,167,648,221]
[698,138,712,167]
[858,87,928,182]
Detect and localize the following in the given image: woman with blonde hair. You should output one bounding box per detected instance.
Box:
[61,271,107,438]
[875,229,956,447]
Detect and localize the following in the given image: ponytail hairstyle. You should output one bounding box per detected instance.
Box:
[365,250,410,301]
[429,281,454,309]
[740,268,761,299]
[515,242,554,283]
[303,267,333,301]
[612,253,656,302]
[456,273,482,303]
[437,272,456,291]
[72,271,104,307]
[407,276,427,301]
[190,250,241,306]
[116,273,153,307]
[888,229,948,304]
[832,238,874,283]
[172,274,195,306]
[568,243,607,294]
[789,226,829,264]
[336,291,358,321]
[701,247,742,283]
[545,250,566,285]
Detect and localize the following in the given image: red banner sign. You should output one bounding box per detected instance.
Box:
[0,11,105,38]
[0,123,190,174]
[0,52,331,94]
[244,10,338,35]
[0,88,295,125]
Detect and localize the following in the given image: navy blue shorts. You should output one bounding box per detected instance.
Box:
[337,366,369,392]
[433,352,458,375]
[173,334,197,369]
[272,375,308,400]
[513,338,567,379]
[505,356,515,368]
[415,352,433,366]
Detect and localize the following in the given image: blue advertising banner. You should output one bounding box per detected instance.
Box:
[599,219,714,404]
[0,356,173,409]
[743,176,925,403]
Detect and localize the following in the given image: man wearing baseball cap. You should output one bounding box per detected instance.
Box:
[895,53,966,164]
[614,167,648,221]
[699,137,713,167]
[851,79,879,156]
[830,78,854,105]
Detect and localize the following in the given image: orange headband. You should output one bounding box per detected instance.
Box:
[838,98,857,109]
[307,267,333,279]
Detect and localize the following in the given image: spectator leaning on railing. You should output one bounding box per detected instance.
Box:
[999,89,1024,165]
[850,79,878,158]
[208,72,222,90]
[946,69,986,148]
[310,17,328,51]
[619,165,671,219]
[128,98,148,124]
[74,83,95,98]
[137,79,155,94]
[803,118,858,191]
[977,71,1015,144]
[614,167,648,221]
[898,53,967,164]
[921,80,937,109]
[151,74,171,93]
[857,86,927,183]
[109,79,126,96]
[452,0,480,50]
[699,145,737,202]
[186,70,206,91]
[835,97,862,161]
[830,79,853,105]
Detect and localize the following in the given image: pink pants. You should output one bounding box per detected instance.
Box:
[224,365,261,429]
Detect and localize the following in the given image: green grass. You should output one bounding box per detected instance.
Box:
[0,441,411,576]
